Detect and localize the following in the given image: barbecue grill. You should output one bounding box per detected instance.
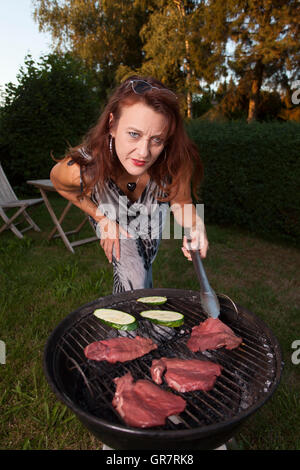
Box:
[44,288,283,450]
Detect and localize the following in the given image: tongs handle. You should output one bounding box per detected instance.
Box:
[187,237,220,319]
[186,238,210,292]
[189,248,211,293]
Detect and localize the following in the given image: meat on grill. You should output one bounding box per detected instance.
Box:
[112,372,186,428]
[151,357,222,392]
[84,335,157,363]
[187,318,242,353]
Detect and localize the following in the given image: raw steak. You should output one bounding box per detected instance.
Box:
[187,318,242,353]
[151,357,222,392]
[84,335,157,363]
[112,372,186,428]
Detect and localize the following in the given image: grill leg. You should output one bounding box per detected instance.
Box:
[215,444,227,450]
[102,444,114,450]
[101,443,233,450]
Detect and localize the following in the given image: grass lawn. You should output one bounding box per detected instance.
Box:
[0,195,299,450]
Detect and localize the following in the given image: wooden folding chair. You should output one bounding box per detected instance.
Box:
[0,163,43,239]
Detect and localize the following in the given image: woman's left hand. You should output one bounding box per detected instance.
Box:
[181,227,209,261]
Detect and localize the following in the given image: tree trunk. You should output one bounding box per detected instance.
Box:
[175,0,192,119]
[185,38,192,119]
[247,60,264,123]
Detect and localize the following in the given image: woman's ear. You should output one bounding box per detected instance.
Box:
[109,113,114,134]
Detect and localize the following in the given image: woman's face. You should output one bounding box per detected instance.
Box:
[110,101,168,176]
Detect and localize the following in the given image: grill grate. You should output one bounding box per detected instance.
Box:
[53,293,279,431]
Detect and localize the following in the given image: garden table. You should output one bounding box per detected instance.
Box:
[27,179,98,253]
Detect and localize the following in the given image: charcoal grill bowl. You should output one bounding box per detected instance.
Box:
[44,288,283,450]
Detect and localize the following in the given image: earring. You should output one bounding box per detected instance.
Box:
[109,134,113,155]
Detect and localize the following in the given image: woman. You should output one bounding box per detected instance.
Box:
[50,76,208,293]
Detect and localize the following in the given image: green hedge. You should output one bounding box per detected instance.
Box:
[186,120,300,244]
[0,54,100,194]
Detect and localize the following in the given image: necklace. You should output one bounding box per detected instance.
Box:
[127,176,140,192]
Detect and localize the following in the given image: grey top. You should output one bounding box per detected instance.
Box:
[90,177,169,241]
[71,149,170,241]
[68,151,171,291]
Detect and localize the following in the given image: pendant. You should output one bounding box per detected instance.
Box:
[127,182,137,192]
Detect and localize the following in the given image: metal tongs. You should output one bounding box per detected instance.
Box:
[187,237,220,319]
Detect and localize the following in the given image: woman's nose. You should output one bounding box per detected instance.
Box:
[137,139,150,158]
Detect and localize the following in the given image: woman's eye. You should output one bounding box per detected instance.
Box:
[152,137,163,145]
[129,131,139,139]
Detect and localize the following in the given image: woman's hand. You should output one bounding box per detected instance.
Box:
[97,217,131,263]
[181,226,209,261]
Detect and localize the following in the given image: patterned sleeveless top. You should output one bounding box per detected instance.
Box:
[74,149,170,272]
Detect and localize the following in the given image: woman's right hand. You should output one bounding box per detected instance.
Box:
[97,217,131,263]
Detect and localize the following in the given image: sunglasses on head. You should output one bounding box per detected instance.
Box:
[128,79,177,98]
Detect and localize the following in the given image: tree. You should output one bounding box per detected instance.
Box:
[33,0,300,121]
[34,1,227,117]
[0,53,99,192]
[140,0,227,117]
[216,76,282,121]
[33,0,151,92]
[205,0,300,122]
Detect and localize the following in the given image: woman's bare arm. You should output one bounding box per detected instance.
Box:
[170,182,208,259]
[50,158,104,222]
[50,158,131,262]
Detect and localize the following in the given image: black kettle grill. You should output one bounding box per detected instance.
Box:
[43,288,283,450]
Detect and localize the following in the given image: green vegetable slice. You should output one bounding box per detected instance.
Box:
[93,308,138,331]
[140,310,184,327]
[137,296,167,305]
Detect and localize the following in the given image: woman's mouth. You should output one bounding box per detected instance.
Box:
[132,159,146,166]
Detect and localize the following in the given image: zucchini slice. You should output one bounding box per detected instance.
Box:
[93,308,138,331]
[137,296,167,305]
[140,310,184,327]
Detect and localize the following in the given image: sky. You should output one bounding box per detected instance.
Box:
[0,1,235,95]
[0,0,53,90]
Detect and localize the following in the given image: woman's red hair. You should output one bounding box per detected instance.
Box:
[66,75,203,202]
